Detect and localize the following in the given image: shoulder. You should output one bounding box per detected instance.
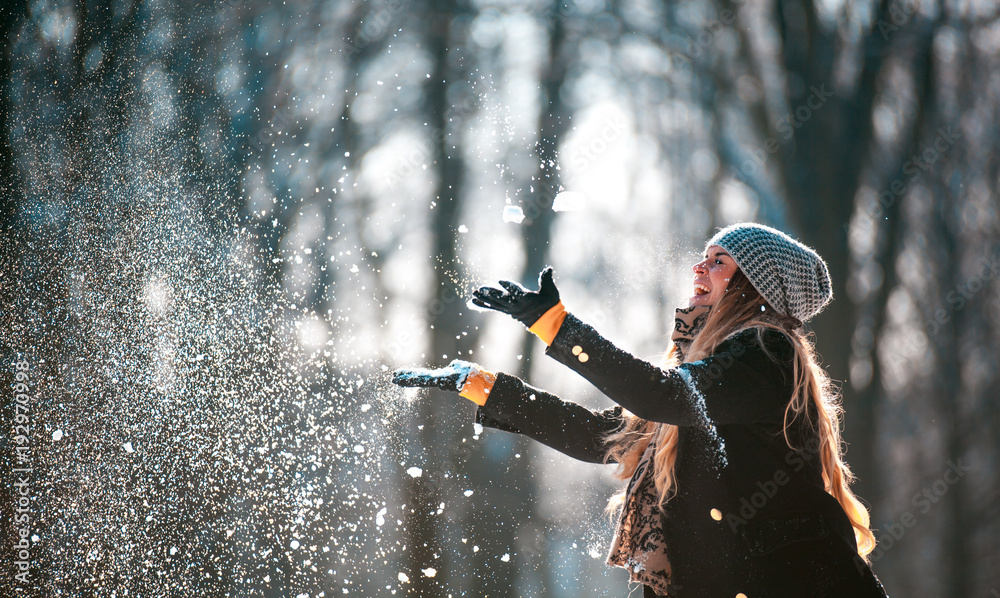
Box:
[676,325,797,421]
[717,326,796,364]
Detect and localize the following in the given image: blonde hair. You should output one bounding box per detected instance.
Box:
[604,268,876,561]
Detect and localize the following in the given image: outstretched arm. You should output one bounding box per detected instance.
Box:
[544,314,795,426]
[470,267,793,426]
[475,373,624,464]
[391,361,623,463]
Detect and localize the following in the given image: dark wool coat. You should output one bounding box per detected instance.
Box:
[476,314,888,598]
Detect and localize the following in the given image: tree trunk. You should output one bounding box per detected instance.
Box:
[401,1,474,595]
[475,4,575,596]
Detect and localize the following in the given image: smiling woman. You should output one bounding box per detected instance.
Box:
[392,222,888,598]
[688,246,739,308]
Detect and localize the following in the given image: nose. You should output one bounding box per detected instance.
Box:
[693,259,707,274]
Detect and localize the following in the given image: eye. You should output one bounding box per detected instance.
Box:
[715,259,724,265]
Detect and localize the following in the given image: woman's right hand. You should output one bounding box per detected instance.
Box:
[471,267,561,328]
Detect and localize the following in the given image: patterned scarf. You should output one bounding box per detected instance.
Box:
[670,305,712,362]
[606,305,711,597]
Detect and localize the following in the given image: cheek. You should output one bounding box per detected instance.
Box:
[712,270,732,287]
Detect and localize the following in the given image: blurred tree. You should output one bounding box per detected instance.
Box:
[399,0,483,594]
[0,0,25,563]
[696,0,999,595]
[708,0,941,515]
[456,2,584,595]
[4,0,999,596]
[0,2,28,254]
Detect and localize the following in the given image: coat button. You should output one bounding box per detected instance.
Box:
[578,352,589,362]
[736,593,747,598]
[710,508,722,521]
[572,345,583,355]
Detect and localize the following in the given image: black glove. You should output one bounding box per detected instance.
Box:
[471,267,560,328]
[392,359,478,393]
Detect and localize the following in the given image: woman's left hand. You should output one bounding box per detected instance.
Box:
[392,359,495,406]
[392,360,478,393]
[471,267,561,328]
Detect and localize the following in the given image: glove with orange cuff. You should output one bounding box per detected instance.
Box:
[472,267,567,345]
[392,269,569,407]
[392,359,497,406]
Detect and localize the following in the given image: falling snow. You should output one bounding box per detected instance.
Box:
[4,6,634,596]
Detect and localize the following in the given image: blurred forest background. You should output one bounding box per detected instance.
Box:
[2,0,999,596]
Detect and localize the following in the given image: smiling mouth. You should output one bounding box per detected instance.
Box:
[693,283,710,296]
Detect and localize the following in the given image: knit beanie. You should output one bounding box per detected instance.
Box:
[705,222,832,323]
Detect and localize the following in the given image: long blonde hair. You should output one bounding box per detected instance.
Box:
[603,268,876,561]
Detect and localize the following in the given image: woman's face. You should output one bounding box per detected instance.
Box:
[689,245,738,308]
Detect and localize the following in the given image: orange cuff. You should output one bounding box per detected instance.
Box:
[459,368,497,406]
[528,301,568,345]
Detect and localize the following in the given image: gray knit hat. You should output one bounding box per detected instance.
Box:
[706,222,832,323]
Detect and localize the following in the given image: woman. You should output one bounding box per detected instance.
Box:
[393,222,888,597]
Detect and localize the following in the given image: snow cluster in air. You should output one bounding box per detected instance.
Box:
[552,191,585,212]
[502,205,525,223]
